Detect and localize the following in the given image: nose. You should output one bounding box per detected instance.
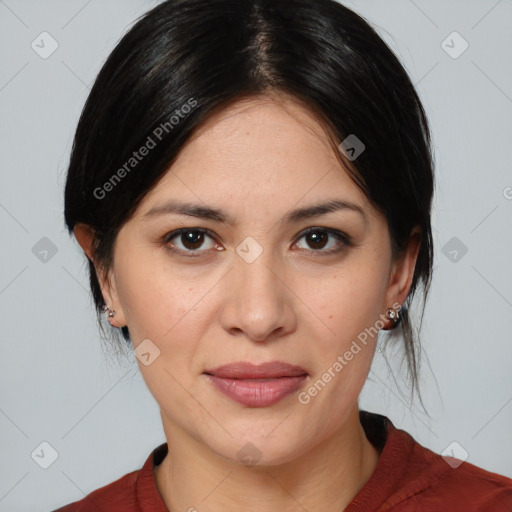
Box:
[220,248,297,343]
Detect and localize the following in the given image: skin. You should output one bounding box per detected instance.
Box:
[75,93,421,512]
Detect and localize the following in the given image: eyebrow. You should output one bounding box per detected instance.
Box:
[142,198,368,226]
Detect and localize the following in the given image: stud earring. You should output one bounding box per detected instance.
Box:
[385,305,402,329]
[101,303,118,326]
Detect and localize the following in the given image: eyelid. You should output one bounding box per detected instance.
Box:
[162,226,352,256]
[293,226,353,254]
[298,226,351,243]
[162,227,220,254]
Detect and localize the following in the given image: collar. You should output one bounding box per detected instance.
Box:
[134,410,434,512]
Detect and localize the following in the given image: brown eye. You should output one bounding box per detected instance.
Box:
[181,230,206,250]
[295,228,352,254]
[305,230,329,250]
[164,228,217,253]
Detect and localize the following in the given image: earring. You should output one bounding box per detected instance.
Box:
[101,303,117,325]
[101,303,115,317]
[385,305,402,329]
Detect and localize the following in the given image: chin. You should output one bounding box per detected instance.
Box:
[208,428,305,469]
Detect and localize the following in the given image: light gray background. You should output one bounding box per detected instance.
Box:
[1,1,511,511]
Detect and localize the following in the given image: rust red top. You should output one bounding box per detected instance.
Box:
[53,411,512,511]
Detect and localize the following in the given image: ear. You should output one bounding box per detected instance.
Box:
[73,223,126,328]
[73,222,96,262]
[383,226,422,315]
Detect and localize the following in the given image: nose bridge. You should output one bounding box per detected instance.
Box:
[222,236,292,340]
[233,236,282,299]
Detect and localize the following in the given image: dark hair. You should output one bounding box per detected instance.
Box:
[64,0,434,407]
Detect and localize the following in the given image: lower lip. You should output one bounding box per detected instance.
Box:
[206,374,308,407]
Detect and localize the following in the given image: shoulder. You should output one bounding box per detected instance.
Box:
[51,469,139,511]
[50,442,168,512]
[411,449,512,511]
[390,427,512,511]
[354,411,512,512]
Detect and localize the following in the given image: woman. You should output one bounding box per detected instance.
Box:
[56,0,512,510]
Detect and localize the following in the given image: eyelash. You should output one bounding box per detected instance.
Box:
[162,227,353,258]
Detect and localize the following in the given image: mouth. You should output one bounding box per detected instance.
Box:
[203,361,308,407]
[203,360,308,379]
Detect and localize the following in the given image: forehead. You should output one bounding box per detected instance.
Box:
[134,94,374,223]
[188,93,335,151]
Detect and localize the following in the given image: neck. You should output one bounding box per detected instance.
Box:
[154,406,381,512]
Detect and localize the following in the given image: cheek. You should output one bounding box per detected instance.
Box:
[296,256,389,409]
[115,260,205,408]
[114,250,218,377]
[308,260,389,343]
[113,249,188,342]
[298,270,383,417]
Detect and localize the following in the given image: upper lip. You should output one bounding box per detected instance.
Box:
[204,361,308,379]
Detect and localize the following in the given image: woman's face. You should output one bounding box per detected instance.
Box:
[93,94,417,465]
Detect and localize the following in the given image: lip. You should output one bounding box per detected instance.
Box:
[204,361,308,379]
[203,361,308,407]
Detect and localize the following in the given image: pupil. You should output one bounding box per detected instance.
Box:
[180,230,328,251]
[308,231,327,249]
[183,230,203,250]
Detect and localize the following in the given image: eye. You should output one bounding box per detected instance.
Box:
[294,227,352,254]
[162,226,352,257]
[163,228,220,255]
